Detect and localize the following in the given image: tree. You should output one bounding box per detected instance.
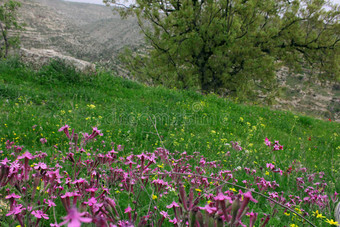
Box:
[105,0,340,99]
[0,0,22,59]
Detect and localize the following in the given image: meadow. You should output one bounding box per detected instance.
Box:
[0,58,339,226]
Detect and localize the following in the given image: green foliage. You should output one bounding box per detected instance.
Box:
[109,0,340,99]
[0,0,22,58]
[0,58,338,182]
[36,59,92,85]
[0,59,339,225]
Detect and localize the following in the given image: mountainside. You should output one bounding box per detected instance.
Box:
[15,0,340,121]
[18,0,143,63]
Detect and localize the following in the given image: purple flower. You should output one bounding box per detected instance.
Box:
[117,145,123,151]
[59,125,71,140]
[84,197,97,207]
[40,138,47,144]
[214,192,232,203]
[61,192,80,199]
[246,211,258,227]
[18,151,34,181]
[199,204,217,214]
[331,191,338,202]
[85,187,98,197]
[0,157,10,165]
[242,191,258,203]
[160,211,169,218]
[61,192,81,211]
[85,188,98,193]
[9,160,20,176]
[34,162,48,170]
[46,200,56,207]
[157,210,169,226]
[169,218,180,224]
[6,204,25,216]
[88,127,103,140]
[236,191,258,220]
[17,151,34,160]
[266,163,275,170]
[124,205,133,221]
[32,210,49,219]
[124,206,132,213]
[72,178,88,185]
[59,207,92,227]
[5,193,21,200]
[166,201,180,209]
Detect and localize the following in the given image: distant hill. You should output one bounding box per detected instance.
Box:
[18,0,143,63]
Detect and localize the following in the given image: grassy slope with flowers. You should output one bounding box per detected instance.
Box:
[0,58,339,226]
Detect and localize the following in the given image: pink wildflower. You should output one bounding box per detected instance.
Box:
[59,125,71,140]
[40,138,47,144]
[166,201,180,209]
[32,210,49,219]
[199,204,217,214]
[6,204,25,216]
[59,207,92,227]
[84,197,97,207]
[34,162,47,170]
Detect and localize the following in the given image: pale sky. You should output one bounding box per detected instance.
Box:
[65,0,340,5]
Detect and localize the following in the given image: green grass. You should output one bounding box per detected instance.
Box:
[0,58,339,225]
[0,58,339,182]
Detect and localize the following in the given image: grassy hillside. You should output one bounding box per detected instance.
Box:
[0,59,339,226]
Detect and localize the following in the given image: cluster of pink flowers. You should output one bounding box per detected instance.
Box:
[0,125,337,227]
[265,138,283,151]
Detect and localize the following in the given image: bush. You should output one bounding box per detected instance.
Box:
[37,59,86,85]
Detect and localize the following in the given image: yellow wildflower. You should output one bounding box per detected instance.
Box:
[229,188,237,192]
[325,219,339,226]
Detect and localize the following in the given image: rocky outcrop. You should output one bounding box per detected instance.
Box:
[20,48,96,73]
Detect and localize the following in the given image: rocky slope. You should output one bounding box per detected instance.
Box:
[17,0,143,63]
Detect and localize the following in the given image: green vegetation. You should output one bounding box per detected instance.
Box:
[107,0,340,99]
[0,0,22,58]
[0,59,339,226]
[0,58,338,183]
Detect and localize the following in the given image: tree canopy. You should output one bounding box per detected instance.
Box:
[105,0,340,98]
[0,0,22,59]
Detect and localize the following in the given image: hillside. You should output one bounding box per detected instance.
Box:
[0,59,339,178]
[18,0,143,63]
[0,59,339,226]
[14,0,340,121]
